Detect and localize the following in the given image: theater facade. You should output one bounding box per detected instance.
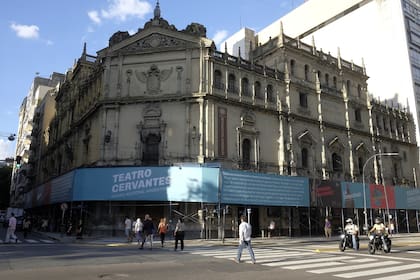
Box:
[20,3,420,237]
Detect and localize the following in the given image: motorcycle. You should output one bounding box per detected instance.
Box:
[339,228,359,251]
[368,234,391,254]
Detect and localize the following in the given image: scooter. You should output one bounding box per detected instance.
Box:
[368,233,391,254]
[339,228,359,251]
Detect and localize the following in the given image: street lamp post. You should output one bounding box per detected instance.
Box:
[362,152,398,233]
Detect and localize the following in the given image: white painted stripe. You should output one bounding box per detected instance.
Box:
[369,271,420,280]
[335,263,420,278]
[39,239,54,243]
[259,252,317,265]
[25,239,39,243]
[347,258,376,263]
[407,251,420,254]
[285,261,344,270]
[264,255,355,267]
[308,260,400,274]
[252,251,314,260]
[191,251,235,256]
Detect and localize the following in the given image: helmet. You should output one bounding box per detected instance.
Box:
[375,217,382,224]
[346,218,353,224]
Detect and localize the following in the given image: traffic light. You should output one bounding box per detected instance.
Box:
[15,156,22,169]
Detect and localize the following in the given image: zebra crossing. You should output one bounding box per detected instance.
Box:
[188,247,420,280]
[0,238,56,244]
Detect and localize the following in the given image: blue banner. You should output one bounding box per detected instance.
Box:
[73,166,219,202]
[394,186,420,210]
[221,169,309,206]
[341,182,369,209]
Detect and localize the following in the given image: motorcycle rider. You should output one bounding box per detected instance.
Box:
[369,217,388,251]
[344,218,359,250]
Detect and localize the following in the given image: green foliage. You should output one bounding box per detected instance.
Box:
[0,166,12,209]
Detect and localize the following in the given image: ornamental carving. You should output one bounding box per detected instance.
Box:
[135,64,173,95]
[122,34,186,52]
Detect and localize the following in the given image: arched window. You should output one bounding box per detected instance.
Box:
[332,153,342,171]
[241,77,250,96]
[317,71,321,85]
[228,74,237,93]
[143,133,161,166]
[304,64,310,81]
[301,148,308,168]
[242,138,251,169]
[346,80,351,94]
[358,157,364,174]
[333,76,337,89]
[290,59,295,76]
[357,84,362,98]
[355,108,362,122]
[255,81,262,99]
[213,70,223,89]
[267,84,274,102]
[325,73,329,86]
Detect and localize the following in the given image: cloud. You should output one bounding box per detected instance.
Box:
[88,10,101,24]
[212,30,228,45]
[10,23,40,39]
[0,139,14,159]
[89,0,152,24]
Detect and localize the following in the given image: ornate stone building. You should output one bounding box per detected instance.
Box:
[24,4,418,235]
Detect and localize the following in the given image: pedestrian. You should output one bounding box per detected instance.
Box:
[124,216,132,242]
[174,218,185,251]
[22,216,31,239]
[388,219,395,236]
[76,219,83,240]
[324,217,332,239]
[139,214,154,250]
[157,217,168,247]
[233,215,256,264]
[268,220,275,238]
[41,218,49,232]
[66,220,73,236]
[133,217,143,245]
[4,213,18,243]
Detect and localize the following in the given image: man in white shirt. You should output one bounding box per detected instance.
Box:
[124,216,132,242]
[344,218,359,250]
[5,213,17,243]
[233,215,256,264]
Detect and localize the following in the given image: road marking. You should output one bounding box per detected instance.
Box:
[25,239,39,243]
[335,263,420,278]
[263,255,355,267]
[284,261,349,270]
[407,250,420,254]
[39,239,54,243]
[369,271,420,280]
[308,260,399,274]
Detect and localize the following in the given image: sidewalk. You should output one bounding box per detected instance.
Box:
[36,231,420,247]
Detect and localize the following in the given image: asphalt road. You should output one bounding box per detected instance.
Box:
[1,232,420,280]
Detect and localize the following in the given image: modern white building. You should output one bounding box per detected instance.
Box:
[10,73,64,206]
[223,0,420,143]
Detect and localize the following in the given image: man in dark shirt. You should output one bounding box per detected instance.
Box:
[139,214,155,250]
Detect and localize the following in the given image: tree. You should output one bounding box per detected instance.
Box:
[0,166,12,209]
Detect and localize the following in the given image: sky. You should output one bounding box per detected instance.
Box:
[0,0,305,159]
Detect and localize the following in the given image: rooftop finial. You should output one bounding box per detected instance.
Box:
[154,0,161,19]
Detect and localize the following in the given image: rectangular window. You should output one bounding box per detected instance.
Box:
[299,92,308,108]
[218,108,227,158]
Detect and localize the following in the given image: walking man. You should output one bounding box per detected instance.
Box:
[234,215,256,264]
[5,213,17,243]
[139,214,154,250]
